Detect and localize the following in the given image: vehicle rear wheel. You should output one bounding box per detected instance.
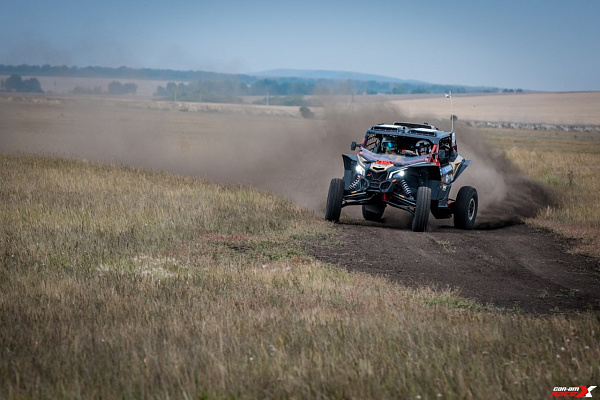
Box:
[412,186,431,232]
[362,202,386,222]
[325,178,345,222]
[454,186,478,230]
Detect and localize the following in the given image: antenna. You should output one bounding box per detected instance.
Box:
[446,91,454,132]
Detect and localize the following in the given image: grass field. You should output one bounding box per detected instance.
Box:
[1,154,599,399]
[1,93,600,398]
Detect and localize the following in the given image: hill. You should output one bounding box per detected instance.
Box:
[251,68,423,84]
[252,68,504,94]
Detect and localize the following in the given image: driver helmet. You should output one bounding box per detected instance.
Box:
[415,140,431,155]
[381,137,397,154]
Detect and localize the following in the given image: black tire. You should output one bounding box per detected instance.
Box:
[362,203,386,222]
[412,186,431,232]
[325,178,345,222]
[454,186,478,230]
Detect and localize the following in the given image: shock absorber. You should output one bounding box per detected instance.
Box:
[348,177,361,190]
[400,179,412,197]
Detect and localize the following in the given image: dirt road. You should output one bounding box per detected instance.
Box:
[307,219,600,314]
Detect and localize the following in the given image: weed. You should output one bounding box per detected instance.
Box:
[433,238,456,253]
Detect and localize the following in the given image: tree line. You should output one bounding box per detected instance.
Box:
[72,81,137,95]
[0,64,252,83]
[0,74,138,95]
[152,78,476,104]
[2,64,511,97]
[1,65,524,104]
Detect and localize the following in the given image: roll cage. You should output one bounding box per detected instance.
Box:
[357,122,457,165]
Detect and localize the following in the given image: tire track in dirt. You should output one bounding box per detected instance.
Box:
[306,221,600,314]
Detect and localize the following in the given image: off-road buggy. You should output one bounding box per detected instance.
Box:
[325,122,478,231]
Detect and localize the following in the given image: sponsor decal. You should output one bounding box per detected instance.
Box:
[550,386,596,397]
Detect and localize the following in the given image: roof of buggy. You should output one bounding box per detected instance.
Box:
[366,122,453,143]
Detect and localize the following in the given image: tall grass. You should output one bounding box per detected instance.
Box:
[1,154,599,399]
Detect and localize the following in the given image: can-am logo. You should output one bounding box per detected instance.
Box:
[550,385,596,397]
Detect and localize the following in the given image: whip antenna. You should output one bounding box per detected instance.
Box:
[446,91,453,132]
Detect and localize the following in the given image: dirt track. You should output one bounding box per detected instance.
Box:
[307,219,600,314]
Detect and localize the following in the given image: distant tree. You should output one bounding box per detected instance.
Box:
[411,86,430,94]
[392,85,407,94]
[123,83,137,94]
[166,82,178,100]
[154,85,168,97]
[73,86,102,94]
[299,106,314,119]
[107,81,137,95]
[21,77,43,93]
[108,81,124,94]
[3,74,23,91]
[1,74,43,93]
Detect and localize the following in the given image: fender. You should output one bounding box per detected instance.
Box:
[342,153,359,171]
[452,159,471,182]
[341,154,360,190]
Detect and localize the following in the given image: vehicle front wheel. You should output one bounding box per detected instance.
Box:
[325,178,345,222]
[412,186,431,232]
[454,186,478,230]
[362,202,386,222]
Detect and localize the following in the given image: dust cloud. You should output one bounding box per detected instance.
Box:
[450,122,553,229]
[0,97,551,229]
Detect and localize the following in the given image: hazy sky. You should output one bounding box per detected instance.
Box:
[2,0,599,91]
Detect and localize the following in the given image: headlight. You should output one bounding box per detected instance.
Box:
[389,169,405,179]
[355,164,365,175]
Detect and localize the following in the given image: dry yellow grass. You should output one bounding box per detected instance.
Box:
[1,154,599,399]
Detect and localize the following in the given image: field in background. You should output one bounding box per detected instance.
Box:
[7,76,600,125]
[393,91,600,125]
[2,155,598,399]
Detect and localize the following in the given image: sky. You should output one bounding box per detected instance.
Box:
[1,0,599,92]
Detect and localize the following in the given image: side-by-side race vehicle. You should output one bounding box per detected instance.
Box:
[325,122,478,231]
